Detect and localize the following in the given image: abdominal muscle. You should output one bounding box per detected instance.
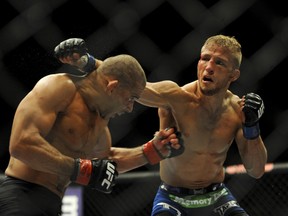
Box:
[160,152,226,189]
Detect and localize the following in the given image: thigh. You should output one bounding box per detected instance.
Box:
[151,187,184,216]
[213,186,249,216]
[0,184,41,215]
[0,178,62,216]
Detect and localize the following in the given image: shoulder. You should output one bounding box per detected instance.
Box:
[181,81,197,92]
[161,80,198,102]
[226,90,242,111]
[30,73,77,108]
[35,73,76,93]
[227,90,241,102]
[36,73,74,85]
[146,80,181,93]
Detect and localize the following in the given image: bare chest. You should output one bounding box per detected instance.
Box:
[48,101,111,158]
[175,106,239,153]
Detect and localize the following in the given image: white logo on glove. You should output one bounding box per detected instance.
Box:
[101,162,116,190]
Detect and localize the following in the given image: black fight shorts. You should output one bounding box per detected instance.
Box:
[0,176,62,216]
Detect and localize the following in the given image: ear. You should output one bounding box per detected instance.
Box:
[230,69,240,82]
[106,80,119,95]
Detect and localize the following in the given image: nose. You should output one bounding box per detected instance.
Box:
[205,60,215,74]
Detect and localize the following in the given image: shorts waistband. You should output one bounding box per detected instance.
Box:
[1,176,32,185]
[160,182,223,195]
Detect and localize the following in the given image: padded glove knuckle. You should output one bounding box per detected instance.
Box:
[89,159,117,193]
[168,131,185,158]
[243,93,264,126]
[54,38,88,59]
[71,158,117,194]
[242,93,264,139]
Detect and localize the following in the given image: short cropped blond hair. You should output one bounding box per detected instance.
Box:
[202,35,242,69]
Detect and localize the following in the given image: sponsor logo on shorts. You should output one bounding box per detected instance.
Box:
[169,188,228,208]
[214,200,239,216]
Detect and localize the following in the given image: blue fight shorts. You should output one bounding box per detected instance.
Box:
[0,176,62,216]
[151,182,249,216]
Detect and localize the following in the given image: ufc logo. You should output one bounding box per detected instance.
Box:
[101,162,116,189]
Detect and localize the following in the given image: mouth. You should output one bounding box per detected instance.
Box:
[203,76,213,83]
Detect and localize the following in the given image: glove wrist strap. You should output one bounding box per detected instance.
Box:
[82,54,96,73]
[71,158,92,185]
[142,141,164,165]
[243,122,260,140]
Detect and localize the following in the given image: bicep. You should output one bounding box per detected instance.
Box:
[11,92,58,144]
[137,81,180,108]
[11,76,74,143]
[137,87,165,107]
[158,108,176,130]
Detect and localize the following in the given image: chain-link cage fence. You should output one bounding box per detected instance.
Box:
[79,164,288,216]
[236,173,288,216]
[1,166,288,215]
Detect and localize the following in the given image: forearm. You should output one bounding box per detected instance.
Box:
[108,128,184,173]
[240,92,267,178]
[108,146,148,174]
[10,136,75,177]
[242,136,267,178]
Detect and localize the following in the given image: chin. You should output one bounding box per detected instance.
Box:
[201,88,216,96]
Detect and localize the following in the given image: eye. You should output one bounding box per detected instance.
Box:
[215,59,225,66]
[201,56,210,62]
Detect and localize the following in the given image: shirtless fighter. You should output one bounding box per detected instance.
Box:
[0,40,184,215]
[53,36,267,216]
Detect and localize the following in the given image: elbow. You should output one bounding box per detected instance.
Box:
[9,141,25,159]
[250,173,264,179]
[247,168,265,179]
[9,135,32,160]
[253,173,264,179]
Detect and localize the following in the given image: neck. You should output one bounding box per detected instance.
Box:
[76,77,104,113]
[196,82,227,110]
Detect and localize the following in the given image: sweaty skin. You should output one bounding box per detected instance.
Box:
[40,36,266,215]
[137,44,267,189]
[5,73,122,197]
[5,61,179,198]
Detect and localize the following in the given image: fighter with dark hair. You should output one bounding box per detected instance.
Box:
[0,39,184,215]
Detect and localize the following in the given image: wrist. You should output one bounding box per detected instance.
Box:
[142,141,164,165]
[242,122,260,140]
[82,54,96,73]
[70,158,92,185]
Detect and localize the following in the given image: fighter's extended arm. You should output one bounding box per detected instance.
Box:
[108,127,184,173]
[53,38,181,108]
